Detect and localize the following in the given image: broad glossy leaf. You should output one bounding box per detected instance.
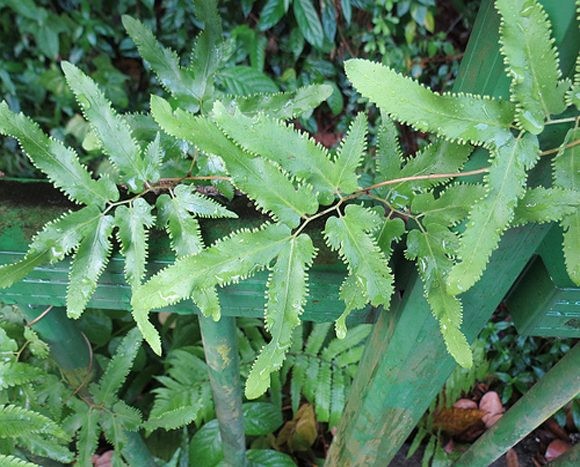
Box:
[258,0,287,31]
[62,62,148,192]
[132,223,291,321]
[331,113,367,193]
[324,204,394,309]
[188,419,222,466]
[0,102,117,206]
[231,84,333,119]
[406,224,472,368]
[115,198,155,289]
[67,214,115,319]
[0,206,102,289]
[122,15,198,108]
[345,59,515,148]
[211,101,336,203]
[446,133,539,295]
[293,0,324,49]
[412,184,487,226]
[243,403,283,435]
[246,234,315,399]
[247,449,296,467]
[218,66,279,95]
[151,97,318,227]
[496,0,568,133]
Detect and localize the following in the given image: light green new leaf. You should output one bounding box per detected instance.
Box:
[211,101,337,203]
[412,184,487,226]
[447,133,539,295]
[151,97,318,227]
[554,127,580,285]
[496,0,569,133]
[512,187,580,226]
[93,327,143,404]
[62,61,148,192]
[331,113,367,193]
[324,204,394,310]
[0,102,117,207]
[115,198,155,289]
[345,59,515,148]
[122,16,198,107]
[67,214,115,319]
[232,84,333,119]
[246,234,316,399]
[0,206,102,289]
[192,287,222,321]
[132,223,291,329]
[406,224,472,368]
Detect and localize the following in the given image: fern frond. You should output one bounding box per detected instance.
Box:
[290,355,308,414]
[192,286,222,321]
[376,217,406,255]
[132,223,292,346]
[496,0,568,133]
[328,369,345,429]
[156,194,204,258]
[345,59,515,148]
[232,84,333,119]
[446,133,539,295]
[330,113,368,193]
[303,357,320,402]
[0,362,44,390]
[305,323,332,356]
[0,102,118,206]
[150,97,318,227]
[411,184,487,226]
[315,361,332,422]
[66,214,115,319]
[93,327,143,404]
[0,455,39,467]
[512,187,580,225]
[324,205,394,309]
[62,62,149,192]
[375,117,404,182]
[407,224,472,368]
[100,400,142,449]
[321,324,372,361]
[245,234,316,399]
[0,404,67,439]
[76,408,100,467]
[211,101,337,203]
[115,198,155,290]
[18,433,73,464]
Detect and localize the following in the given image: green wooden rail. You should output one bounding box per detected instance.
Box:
[0,0,578,465]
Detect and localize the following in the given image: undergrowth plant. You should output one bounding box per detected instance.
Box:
[0,0,578,408]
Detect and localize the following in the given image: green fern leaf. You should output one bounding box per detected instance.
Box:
[76,408,100,467]
[315,361,332,422]
[305,323,332,356]
[93,327,142,404]
[376,217,406,255]
[0,455,39,467]
[18,433,73,464]
[567,54,579,109]
[446,133,539,295]
[0,102,118,207]
[328,369,345,429]
[22,328,50,359]
[0,404,67,439]
[115,198,155,290]
[211,101,337,203]
[512,187,580,225]
[554,127,580,284]
[375,117,404,182]
[245,234,316,399]
[100,400,142,450]
[496,0,569,133]
[330,113,367,194]
[0,206,101,289]
[303,357,320,402]
[232,84,333,119]
[378,140,473,206]
[121,16,198,108]
[344,59,515,148]
[324,204,394,309]
[290,356,308,414]
[150,96,319,227]
[67,214,115,319]
[156,194,203,258]
[142,132,164,183]
[192,287,222,321]
[61,61,148,192]
[0,362,44,390]
[412,184,487,226]
[321,324,372,361]
[173,184,237,219]
[407,224,472,368]
[132,223,291,332]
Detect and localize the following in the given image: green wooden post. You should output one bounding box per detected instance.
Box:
[325,1,578,465]
[456,343,580,466]
[21,305,156,467]
[199,315,247,467]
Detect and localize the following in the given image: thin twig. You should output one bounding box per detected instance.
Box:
[540,139,580,157]
[26,305,53,327]
[545,116,579,126]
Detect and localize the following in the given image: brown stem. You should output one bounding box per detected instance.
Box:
[540,139,580,157]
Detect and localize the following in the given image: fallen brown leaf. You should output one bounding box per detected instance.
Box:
[434,407,486,435]
[545,439,571,462]
[454,399,478,410]
[479,391,504,428]
[506,448,519,467]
